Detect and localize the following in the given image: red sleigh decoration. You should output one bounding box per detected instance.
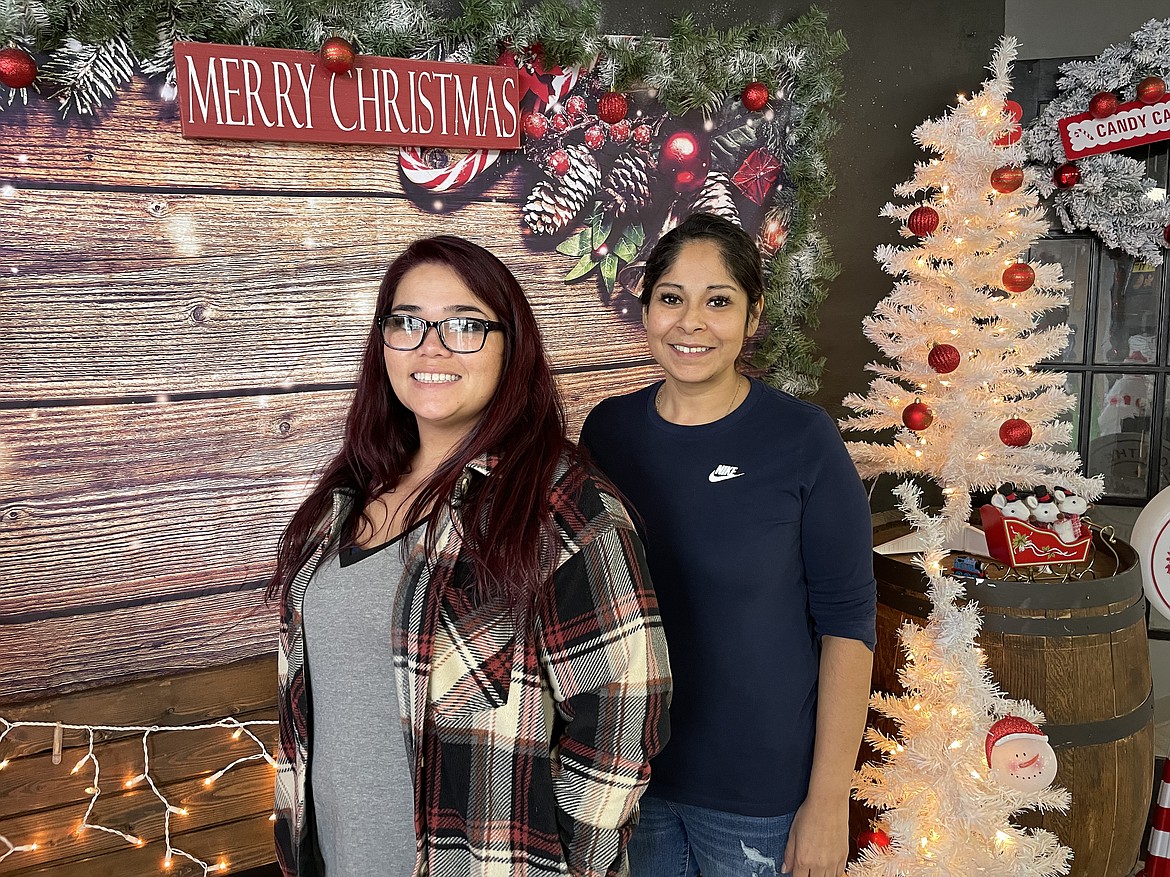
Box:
[978,504,1092,567]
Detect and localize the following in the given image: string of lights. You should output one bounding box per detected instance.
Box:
[0,715,277,875]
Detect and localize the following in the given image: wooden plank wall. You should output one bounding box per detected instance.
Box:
[0,78,662,704]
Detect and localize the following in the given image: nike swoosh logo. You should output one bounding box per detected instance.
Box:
[708,470,745,482]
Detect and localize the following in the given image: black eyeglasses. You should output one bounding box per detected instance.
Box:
[377,314,505,354]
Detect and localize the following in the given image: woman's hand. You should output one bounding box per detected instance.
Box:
[781,793,848,877]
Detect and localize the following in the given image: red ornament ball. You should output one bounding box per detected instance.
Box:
[928,343,961,374]
[741,81,770,112]
[320,36,356,75]
[1000,418,1033,447]
[1137,76,1167,105]
[902,402,933,432]
[632,124,653,147]
[522,112,549,140]
[0,46,38,89]
[564,95,588,120]
[990,166,1025,194]
[1053,162,1081,188]
[1002,262,1035,293]
[993,100,1023,147]
[584,125,606,150]
[1163,223,1170,246]
[546,149,571,177]
[858,827,891,851]
[660,131,709,192]
[551,112,569,132]
[661,131,710,192]
[597,91,628,124]
[660,130,700,170]
[908,205,940,237]
[1088,91,1119,118]
[608,119,631,143]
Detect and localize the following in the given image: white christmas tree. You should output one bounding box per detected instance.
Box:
[842,39,1102,877]
[848,484,1072,877]
[841,37,1102,540]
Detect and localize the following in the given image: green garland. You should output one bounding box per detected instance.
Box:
[0,0,845,394]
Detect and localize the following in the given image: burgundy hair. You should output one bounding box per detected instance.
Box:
[268,235,574,610]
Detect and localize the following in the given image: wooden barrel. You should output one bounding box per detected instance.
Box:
[871,513,1155,877]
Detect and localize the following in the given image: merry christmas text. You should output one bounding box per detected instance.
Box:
[174,42,520,149]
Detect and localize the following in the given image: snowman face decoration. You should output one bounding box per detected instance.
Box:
[988,733,1058,792]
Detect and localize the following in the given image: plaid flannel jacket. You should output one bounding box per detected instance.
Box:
[274,454,671,877]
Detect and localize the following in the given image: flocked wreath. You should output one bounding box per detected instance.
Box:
[1024,17,1170,264]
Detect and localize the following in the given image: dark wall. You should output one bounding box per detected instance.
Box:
[601,2,1005,421]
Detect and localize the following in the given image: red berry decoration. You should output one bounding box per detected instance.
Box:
[928,343,961,374]
[0,46,38,89]
[608,119,631,143]
[551,112,569,132]
[999,418,1032,447]
[1053,162,1081,188]
[1002,262,1035,293]
[523,112,549,140]
[907,206,940,237]
[584,125,606,150]
[546,149,571,177]
[1088,91,1119,118]
[858,827,891,851]
[1137,76,1167,105]
[320,36,356,75]
[632,124,653,147]
[902,401,933,432]
[597,91,628,124]
[564,95,588,120]
[741,81,770,112]
[990,166,1024,194]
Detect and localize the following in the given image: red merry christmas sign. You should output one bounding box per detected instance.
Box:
[173,41,520,149]
[1058,93,1170,160]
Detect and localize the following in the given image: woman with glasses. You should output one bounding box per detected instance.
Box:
[269,235,671,877]
[580,213,874,877]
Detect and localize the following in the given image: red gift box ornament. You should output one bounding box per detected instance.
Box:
[732,148,782,205]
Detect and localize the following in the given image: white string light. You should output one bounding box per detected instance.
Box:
[0,716,277,875]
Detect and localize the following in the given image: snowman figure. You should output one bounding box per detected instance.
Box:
[1052,486,1090,543]
[991,485,1030,521]
[985,715,1058,793]
[1024,486,1060,529]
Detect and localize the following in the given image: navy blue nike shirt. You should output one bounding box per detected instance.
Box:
[579,378,876,816]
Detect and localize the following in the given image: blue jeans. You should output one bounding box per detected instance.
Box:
[628,795,794,877]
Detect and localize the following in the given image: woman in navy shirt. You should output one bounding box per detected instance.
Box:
[581,213,876,877]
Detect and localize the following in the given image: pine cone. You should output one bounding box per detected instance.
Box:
[523,145,601,235]
[688,172,741,225]
[601,150,655,220]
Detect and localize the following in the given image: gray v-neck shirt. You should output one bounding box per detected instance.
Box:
[303,534,418,876]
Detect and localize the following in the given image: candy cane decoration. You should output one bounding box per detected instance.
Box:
[399,147,501,192]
